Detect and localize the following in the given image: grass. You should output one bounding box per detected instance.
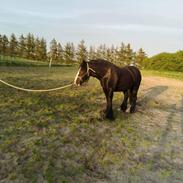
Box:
[142,69,183,81]
[0,55,74,67]
[0,66,183,182]
[0,66,142,182]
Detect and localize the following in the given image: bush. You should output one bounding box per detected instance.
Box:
[142,51,183,72]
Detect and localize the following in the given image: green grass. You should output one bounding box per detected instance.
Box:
[0,55,74,67]
[142,69,183,81]
[0,66,143,182]
[0,66,182,182]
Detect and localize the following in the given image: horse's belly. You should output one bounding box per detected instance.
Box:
[115,83,132,91]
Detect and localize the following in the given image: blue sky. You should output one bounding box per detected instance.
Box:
[1,0,183,56]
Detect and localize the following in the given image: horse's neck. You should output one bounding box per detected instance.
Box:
[89,63,106,80]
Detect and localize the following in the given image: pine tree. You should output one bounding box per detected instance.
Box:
[102,44,107,59]
[57,43,64,63]
[70,42,75,62]
[97,44,103,59]
[50,38,58,62]
[114,46,119,63]
[96,46,101,59]
[88,46,96,60]
[106,47,111,61]
[1,35,9,56]
[26,33,35,59]
[96,44,107,59]
[136,48,146,68]
[9,33,18,57]
[131,51,137,66]
[117,43,126,66]
[110,45,116,63]
[0,34,3,55]
[40,38,47,61]
[35,38,47,61]
[18,34,26,58]
[64,42,75,63]
[76,40,87,63]
[125,43,133,65]
[34,37,41,60]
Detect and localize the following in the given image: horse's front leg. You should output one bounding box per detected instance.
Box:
[104,89,114,120]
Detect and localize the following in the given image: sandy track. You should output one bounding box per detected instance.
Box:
[109,76,183,183]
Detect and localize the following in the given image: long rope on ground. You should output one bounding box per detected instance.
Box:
[0,79,73,92]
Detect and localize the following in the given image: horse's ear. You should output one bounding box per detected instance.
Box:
[82,60,89,65]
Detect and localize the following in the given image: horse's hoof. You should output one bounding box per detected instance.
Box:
[106,116,115,121]
[130,108,136,113]
[120,105,127,112]
[106,114,115,121]
[121,109,126,113]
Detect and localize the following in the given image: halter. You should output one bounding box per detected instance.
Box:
[86,62,96,76]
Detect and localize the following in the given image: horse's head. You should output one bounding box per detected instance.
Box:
[74,60,90,86]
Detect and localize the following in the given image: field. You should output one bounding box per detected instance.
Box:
[0,66,183,183]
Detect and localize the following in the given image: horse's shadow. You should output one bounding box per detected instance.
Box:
[139,85,168,104]
[145,97,183,178]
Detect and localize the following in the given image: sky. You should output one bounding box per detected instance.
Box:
[1,0,183,56]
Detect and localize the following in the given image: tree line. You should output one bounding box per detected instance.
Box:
[0,33,147,67]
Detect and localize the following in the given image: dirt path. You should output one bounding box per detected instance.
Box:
[108,76,183,183]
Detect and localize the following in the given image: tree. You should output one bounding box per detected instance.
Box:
[26,33,35,59]
[34,37,41,60]
[76,40,87,63]
[135,48,146,68]
[57,43,64,63]
[0,34,3,55]
[64,42,75,63]
[1,35,9,55]
[117,42,126,66]
[106,47,112,61]
[40,38,47,61]
[88,46,96,60]
[35,38,47,61]
[18,34,26,58]
[101,44,107,59]
[109,45,116,63]
[50,39,58,62]
[125,43,133,65]
[96,44,107,59]
[9,33,18,57]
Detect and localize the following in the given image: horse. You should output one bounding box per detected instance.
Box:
[74,59,141,120]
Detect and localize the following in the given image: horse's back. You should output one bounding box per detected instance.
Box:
[125,66,141,85]
[115,66,141,91]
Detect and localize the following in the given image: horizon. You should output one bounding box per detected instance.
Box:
[1,0,183,56]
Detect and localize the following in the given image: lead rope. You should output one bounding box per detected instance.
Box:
[0,62,95,92]
[0,79,73,92]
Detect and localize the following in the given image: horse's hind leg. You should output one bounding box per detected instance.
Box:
[130,86,139,113]
[120,90,129,112]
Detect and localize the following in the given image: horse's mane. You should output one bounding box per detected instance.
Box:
[89,59,118,68]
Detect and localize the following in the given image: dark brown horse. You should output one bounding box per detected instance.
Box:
[74,59,141,120]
